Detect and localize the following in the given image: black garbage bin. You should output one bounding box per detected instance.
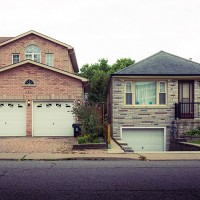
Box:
[72,124,81,137]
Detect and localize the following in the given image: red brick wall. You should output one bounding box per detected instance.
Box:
[0,63,84,136]
[0,34,74,72]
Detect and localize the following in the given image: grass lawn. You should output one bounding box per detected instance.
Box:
[190,140,200,145]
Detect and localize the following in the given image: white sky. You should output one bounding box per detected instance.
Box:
[1,0,200,67]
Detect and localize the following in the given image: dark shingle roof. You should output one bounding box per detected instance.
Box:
[114,51,200,76]
[0,37,13,44]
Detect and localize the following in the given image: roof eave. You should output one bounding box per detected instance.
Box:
[0,60,88,82]
[111,74,200,76]
[0,30,73,49]
[69,49,79,73]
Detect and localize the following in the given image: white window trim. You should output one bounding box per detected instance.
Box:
[12,54,20,64]
[45,53,54,66]
[25,45,41,63]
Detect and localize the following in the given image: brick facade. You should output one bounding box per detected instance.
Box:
[0,64,84,136]
[0,31,86,136]
[111,78,200,150]
[0,34,74,72]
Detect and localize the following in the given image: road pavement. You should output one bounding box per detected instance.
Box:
[0,160,200,200]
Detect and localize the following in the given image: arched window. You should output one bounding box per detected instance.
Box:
[25,45,41,62]
[24,79,35,85]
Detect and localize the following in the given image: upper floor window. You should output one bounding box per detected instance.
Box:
[46,53,54,66]
[25,45,41,62]
[12,54,20,64]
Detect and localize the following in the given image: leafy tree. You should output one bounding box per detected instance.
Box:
[79,58,135,102]
[111,58,135,73]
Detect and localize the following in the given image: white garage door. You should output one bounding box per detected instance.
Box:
[33,102,74,136]
[0,102,26,136]
[122,128,165,151]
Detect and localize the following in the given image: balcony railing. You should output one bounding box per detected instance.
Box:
[175,102,200,119]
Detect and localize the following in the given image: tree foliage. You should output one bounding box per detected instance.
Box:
[79,58,135,102]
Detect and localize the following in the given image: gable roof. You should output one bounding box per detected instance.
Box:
[0,37,14,44]
[0,60,88,83]
[0,30,73,48]
[114,51,200,76]
[0,30,79,72]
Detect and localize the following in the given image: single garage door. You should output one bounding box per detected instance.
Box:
[0,102,26,136]
[122,128,165,151]
[33,102,74,136]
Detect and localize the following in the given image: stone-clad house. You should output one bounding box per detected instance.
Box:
[107,51,200,152]
[0,30,88,137]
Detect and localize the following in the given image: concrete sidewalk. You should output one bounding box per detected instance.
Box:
[0,152,200,161]
[0,139,199,161]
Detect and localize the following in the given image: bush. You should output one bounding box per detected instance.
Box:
[185,127,200,136]
[73,100,102,135]
[77,133,100,144]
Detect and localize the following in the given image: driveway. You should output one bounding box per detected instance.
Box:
[0,137,77,153]
[0,137,108,154]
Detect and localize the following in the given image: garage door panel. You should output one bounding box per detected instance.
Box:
[122,128,165,152]
[0,102,26,136]
[33,102,74,136]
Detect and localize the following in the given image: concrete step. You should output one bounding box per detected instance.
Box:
[113,136,121,140]
[121,145,132,150]
[115,140,127,146]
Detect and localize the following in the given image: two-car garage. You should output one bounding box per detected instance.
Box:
[121,127,166,152]
[0,101,74,137]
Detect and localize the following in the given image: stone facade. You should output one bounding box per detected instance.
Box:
[111,78,200,150]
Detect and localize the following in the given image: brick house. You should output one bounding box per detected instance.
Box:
[0,30,88,137]
[107,51,200,152]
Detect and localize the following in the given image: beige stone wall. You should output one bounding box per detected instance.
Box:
[111,78,180,150]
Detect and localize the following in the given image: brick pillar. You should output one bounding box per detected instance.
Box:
[26,98,32,136]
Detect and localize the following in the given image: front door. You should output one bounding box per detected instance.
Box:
[178,81,194,118]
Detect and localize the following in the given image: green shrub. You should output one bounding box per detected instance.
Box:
[185,127,200,136]
[73,100,102,135]
[77,133,100,144]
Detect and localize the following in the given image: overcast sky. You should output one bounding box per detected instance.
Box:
[1,0,200,67]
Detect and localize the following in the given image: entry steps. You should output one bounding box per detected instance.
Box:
[113,135,134,153]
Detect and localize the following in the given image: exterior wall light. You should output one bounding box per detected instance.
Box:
[27,100,31,106]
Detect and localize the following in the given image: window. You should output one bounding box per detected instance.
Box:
[159,82,166,105]
[135,82,156,105]
[125,81,132,105]
[125,81,167,106]
[25,45,41,62]
[12,54,20,64]
[46,54,54,66]
[24,79,35,85]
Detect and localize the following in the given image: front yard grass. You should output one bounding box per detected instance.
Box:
[190,140,200,145]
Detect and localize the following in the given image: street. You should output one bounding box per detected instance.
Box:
[0,160,200,200]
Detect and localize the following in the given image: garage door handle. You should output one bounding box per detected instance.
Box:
[5,122,6,125]
[53,123,55,125]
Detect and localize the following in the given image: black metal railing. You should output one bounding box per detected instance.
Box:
[175,102,200,119]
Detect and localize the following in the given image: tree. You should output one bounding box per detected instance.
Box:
[79,58,135,103]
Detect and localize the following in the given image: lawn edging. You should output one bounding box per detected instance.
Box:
[72,143,107,150]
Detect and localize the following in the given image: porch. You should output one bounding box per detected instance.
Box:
[175,102,200,119]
